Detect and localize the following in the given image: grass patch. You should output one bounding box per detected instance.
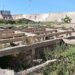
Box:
[43,45,75,75]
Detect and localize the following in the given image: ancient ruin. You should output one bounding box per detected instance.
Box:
[0,24,75,75]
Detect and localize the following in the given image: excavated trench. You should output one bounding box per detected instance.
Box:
[67,36,75,40]
[0,55,16,70]
[0,47,57,72]
[0,54,32,72]
[0,40,66,72]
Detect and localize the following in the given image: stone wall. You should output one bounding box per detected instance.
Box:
[13,12,75,23]
[0,69,14,75]
[0,11,75,23]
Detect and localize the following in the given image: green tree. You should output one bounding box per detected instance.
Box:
[61,15,72,23]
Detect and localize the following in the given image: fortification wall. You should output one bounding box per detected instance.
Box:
[13,12,75,23]
[0,11,75,23]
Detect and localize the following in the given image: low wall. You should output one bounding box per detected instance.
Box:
[0,38,61,72]
[0,38,61,57]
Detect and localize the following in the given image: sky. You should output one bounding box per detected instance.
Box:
[0,0,75,14]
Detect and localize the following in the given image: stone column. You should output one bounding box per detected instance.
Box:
[32,48,35,59]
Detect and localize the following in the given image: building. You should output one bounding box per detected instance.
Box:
[0,10,13,20]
